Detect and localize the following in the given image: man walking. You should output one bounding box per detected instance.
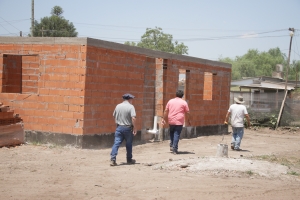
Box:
[224,95,251,151]
[110,93,137,166]
[161,90,191,154]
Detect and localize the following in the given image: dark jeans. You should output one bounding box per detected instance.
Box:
[169,125,183,151]
[110,125,133,161]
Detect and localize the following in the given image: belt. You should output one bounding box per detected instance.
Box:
[117,124,132,127]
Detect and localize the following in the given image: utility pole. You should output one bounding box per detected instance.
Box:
[296,68,298,88]
[275,28,295,129]
[31,0,34,36]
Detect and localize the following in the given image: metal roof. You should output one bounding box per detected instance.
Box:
[239,81,295,91]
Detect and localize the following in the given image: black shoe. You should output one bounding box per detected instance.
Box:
[234,148,242,151]
[110,160,117,166]
[127,159,136,164]
[170,147,173,151]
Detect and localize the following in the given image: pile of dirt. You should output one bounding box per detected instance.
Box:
[152,156,289,178]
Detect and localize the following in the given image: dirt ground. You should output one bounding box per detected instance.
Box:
[1,127,300,200]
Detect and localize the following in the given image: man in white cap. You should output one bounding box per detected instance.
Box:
[224,95,251,151]
[110,93,137,166]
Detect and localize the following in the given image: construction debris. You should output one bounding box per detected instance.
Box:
[0,102,24,147]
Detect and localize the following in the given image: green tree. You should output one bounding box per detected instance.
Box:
[289,60,300,81]
[219,47,286,80]
[125,27,188,55]
[51,6,63,16]
[124,41,137,46]
[32,6,78,37]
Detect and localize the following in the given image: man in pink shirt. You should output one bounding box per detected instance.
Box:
[161,90,191,154]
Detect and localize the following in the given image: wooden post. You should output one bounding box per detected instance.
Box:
[276,28,294,129]
[31,0,34,36]
[276,89,278,110]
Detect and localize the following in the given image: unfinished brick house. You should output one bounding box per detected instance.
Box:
[0,37,231,148]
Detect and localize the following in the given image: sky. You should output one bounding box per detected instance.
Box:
[0,0,300,62]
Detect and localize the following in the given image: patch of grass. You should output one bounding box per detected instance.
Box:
[30,141,41,146]
[28,142,63,149]
[248,108,294,127]
[287,171,300,176]
[245,170,254,176]
[254,154,300,171]
[257,154,277,161]
[48,144,59,149]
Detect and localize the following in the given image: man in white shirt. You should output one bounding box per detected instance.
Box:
[224,96,251,151]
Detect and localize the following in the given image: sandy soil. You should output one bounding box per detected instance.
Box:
[1,127,300,200]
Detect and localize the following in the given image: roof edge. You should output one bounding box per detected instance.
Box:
[0,37,231,68]
[0,37,87,45]
[86,37,231,68]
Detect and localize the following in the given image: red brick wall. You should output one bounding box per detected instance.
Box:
[84,46,154,134]
[0,41,231,138]
[0,44,86,135]
[163,59,179,102]
[160,59,231,127]
[142,57,156,130]
[22,55,39,94]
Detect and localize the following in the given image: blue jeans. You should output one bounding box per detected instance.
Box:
[110,126,133,161]
[232,127,244,149]
[169,125,183,151]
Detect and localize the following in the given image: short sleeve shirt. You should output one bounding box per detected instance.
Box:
[165,97,189,125]
[113,101,136,126]
[228,104,248,127]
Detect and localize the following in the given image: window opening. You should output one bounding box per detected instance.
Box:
[178,69,186,100]
[1,54,39,94]
[203,72,212,100]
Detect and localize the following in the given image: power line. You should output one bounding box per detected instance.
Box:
[40,30,72,33]
[0,17,296,39]
[0,17,298,34]
[101,34,292,43]
[0,23,18,36]
[0,17,21,32]
[79,28,291,43]
[0,18,298,49]
[0,18,30,25]
[175,29,286,41]
[175,35,288,42]
[73,22,296,33]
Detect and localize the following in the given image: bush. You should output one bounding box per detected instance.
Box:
[248,109,294,128]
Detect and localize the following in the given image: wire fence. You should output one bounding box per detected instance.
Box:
[230,91,300,127]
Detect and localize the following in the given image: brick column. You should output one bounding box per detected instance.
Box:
[185,70,190,125]
[155,58,164,118]
[155,58,166,141]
